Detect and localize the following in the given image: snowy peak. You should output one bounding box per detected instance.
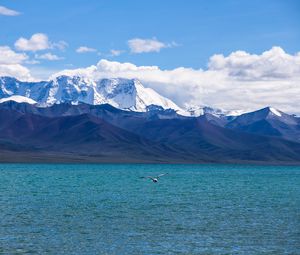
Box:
[225,106,300,142]
[227,106,299,128]
[95,78,137,109]
[46,75,95,106]
[253,107,284,119]
[133,79,183,113]
[187,105,245,117]
[95,78,184,112]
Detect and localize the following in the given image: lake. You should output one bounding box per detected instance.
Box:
[0,164,299,254]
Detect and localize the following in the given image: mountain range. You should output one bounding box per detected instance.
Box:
[0,76,183,112]
[0,76,300,164]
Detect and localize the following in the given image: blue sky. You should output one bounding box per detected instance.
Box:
[1,0,300,113]
[1,0,299,71]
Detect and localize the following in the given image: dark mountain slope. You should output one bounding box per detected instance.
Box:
[0,103,300,163]
[226,107,300,142]
[130,116,300,162]
[0,109,182,163]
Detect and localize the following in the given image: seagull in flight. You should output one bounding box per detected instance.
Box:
[141,173,168,183]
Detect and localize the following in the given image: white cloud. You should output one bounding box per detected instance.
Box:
[0,6,20,16]
[128,38,176,53]
[15,33,68,52]
[208,46,300,80]
[15,33,50,51]
[76,46,97,53]
[110,49,124,56]
[0,46,28,64]
[0,64,32,80]
[0,46,33,80]
[35,53,64,61]
[52,47,300,114]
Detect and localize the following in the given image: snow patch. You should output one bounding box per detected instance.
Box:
[270,107,282,117]
[186,105,246,117]
[0,95,37,104]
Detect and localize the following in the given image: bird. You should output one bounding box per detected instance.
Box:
[140,173,168,183]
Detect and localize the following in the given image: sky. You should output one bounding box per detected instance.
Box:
[0,0,300,113]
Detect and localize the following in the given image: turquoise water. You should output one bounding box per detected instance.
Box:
[0,164,299,254]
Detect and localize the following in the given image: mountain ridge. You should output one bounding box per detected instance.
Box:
[1,75,300,164]
[0,101,300,164]
[2,75,288,117]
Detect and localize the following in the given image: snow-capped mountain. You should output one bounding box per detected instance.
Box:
[225,106,300,142]
[94,78,183,112]
[187,105,245,117]
[1,76,293,120]
[0,76,184,113]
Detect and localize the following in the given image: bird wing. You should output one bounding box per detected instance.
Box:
[157,173,168,178]
[140,176,155,180]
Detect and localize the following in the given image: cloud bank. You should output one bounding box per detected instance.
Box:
[52,47,300,114]
[209,47,300,80]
